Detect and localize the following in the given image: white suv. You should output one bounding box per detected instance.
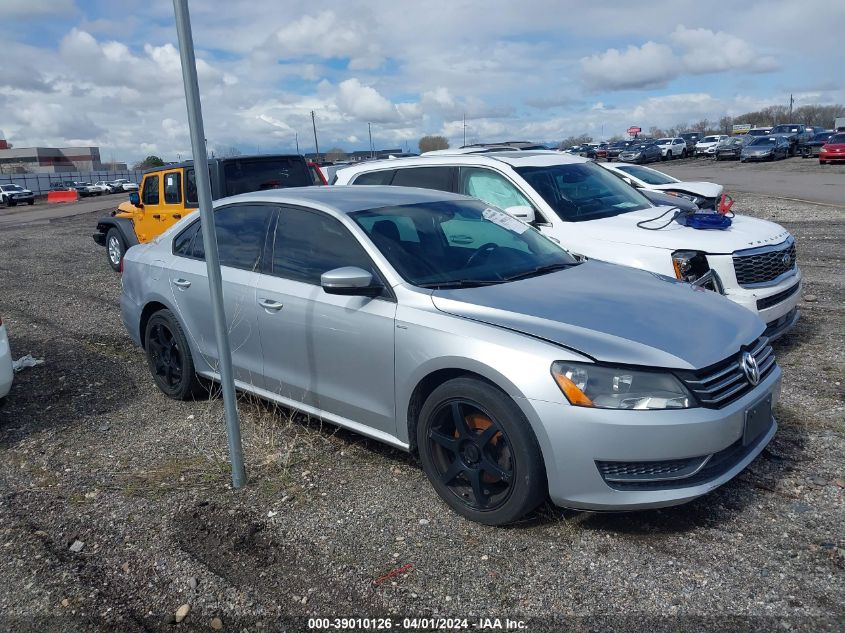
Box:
[654,137,688,159]
[335,152,801,339]
[695,135,729,157]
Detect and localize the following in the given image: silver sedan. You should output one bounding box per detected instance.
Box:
[120,186,780,525]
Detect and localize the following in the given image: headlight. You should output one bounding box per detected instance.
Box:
[665,191,702,205]
[671,250,710,282]
[551,361,694,410]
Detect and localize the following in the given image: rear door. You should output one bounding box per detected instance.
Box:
[168,203,274,385]
[255,206,397,435]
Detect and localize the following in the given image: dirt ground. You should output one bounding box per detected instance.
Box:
[0,172,843,632]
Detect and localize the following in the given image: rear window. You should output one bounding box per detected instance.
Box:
[222,157,311,197]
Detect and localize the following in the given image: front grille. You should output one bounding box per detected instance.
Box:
[597,456,707,482]
[733,239,797,286]
[757,282,800,311]
[678,337,777,408]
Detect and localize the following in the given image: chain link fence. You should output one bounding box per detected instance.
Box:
[0,170,146,195]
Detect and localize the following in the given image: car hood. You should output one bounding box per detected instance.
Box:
[822,143,845,150]
[430,260,763,370]
[649,181,723,199]
[571,206,790,253]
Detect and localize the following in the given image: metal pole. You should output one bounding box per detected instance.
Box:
[463,113,466,146]
[368,123,374,158]
[295,132,300,154]
[173,0,246,489]
[311,110,320,161]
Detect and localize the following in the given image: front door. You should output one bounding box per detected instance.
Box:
[255,206,397,435]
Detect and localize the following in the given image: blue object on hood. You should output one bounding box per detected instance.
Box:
[676,210,733,230]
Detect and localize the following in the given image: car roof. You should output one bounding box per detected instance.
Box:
[142,153,304,175]
[336,151,587,179]
[215,184,472,214]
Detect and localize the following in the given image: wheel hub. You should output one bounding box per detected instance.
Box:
[461,442,481,465]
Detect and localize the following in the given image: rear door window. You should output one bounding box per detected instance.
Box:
[390,166,455,192]
[164,171,182,204]
[175,205,275,270]
[352,170,396,185]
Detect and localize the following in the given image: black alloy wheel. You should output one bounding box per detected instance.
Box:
[144,309,203,400]
[417,377,546,525]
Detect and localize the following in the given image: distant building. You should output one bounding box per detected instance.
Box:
[0,144,105,173]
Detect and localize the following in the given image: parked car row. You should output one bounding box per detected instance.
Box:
[51,178,138,196]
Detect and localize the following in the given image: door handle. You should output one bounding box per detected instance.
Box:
[258,298,284,311]
[173,278,191,289]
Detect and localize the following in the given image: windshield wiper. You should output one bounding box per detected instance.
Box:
[503,262,579,282]
[418,279,504,289]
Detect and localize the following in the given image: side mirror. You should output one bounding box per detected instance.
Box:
[129,191,142,207]
[505,205,535,223]
[321,266,381,296]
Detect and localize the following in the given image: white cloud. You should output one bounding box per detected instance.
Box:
[261,10,383,70]
[336,79,400,123]
[581,42,679,90]
[671,26,779,74]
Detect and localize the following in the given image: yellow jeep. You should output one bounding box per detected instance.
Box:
[93,155,313,270]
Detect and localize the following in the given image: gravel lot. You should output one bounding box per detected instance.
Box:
[0,175,843,632]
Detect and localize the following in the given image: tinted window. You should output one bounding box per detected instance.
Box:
[271,208,374,285]
[222,157,311,197]
[352,170,396,185]
[177,205,274,269]
[142,175,159,205]
[616,165,677,185]
[173,221,199,257]
[391,167,453,192]
[164,171,181,204]
[829,134,845,144]
[186,169,198,205]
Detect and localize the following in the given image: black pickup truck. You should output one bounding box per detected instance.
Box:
[769,124,814,156]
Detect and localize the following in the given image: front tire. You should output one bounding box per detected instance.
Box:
[27,199,34,205]
[105,228,125,272]
[416,377,547,525]
[144,309,204,400]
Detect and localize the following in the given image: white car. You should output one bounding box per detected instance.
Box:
[335,151,801,339]
[110,179,139,192]
[0,315,13,400]
[654,137,689,159]
[695,135,729,157]
[601,162,723,209]
[92,181,115,194]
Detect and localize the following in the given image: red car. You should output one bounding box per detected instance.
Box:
[819,133,845,164]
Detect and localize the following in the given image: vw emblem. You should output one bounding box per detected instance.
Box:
[741,351,760,386]
[781,252,791,267]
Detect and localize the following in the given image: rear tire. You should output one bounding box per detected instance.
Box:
[144,309,204,400]
[416,377,547,525]
[105,228,125,272]
[27,199,34,205]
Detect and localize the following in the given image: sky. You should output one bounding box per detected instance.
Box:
[0,0,841,163]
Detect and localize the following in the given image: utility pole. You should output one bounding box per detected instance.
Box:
[311,110,320,162]
[295,132,299,154]
[788,93,794,120]
[463,113,467,147]
[173,0,246,489]
[368,122,374,158]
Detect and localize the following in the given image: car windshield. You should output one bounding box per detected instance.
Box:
[616,165,678,185]
[702,136,720,142]
[771,125,800,133]
[514,161,651,222]
[749,138,777,146]
[827,133,845,144]
[814,133,833,141]
[3,185,23,191]
[721,138,743,146]
[350,199,577,288]
[657,138,672,144]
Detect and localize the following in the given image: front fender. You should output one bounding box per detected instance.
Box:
[93,216,139,247]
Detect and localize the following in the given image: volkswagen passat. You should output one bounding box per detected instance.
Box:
[121,187,780,525]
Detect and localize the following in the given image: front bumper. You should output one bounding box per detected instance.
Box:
[530,365,781,510]
[706,255,802,339]
[742,153,774,161]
